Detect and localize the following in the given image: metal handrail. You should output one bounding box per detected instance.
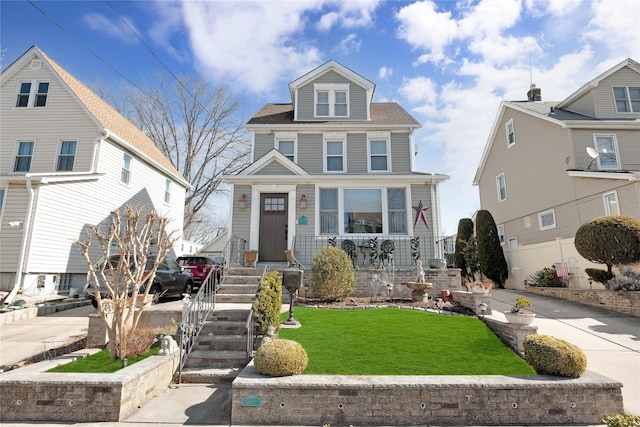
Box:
[176,265,221,383]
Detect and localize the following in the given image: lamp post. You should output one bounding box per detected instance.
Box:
[478,302,488,319]
[282,267,303,327]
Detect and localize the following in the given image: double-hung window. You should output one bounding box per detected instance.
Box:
[324,133,346,173]
[121,153,132,184]
[603,191,620,215]
[497,225,505,245]
[368,132,390,172]
[593,134,621,170]
[164,179,171,204]
[505,119,515,147]
[496,173,507,202]
[613,87,640,113]
[14,141,34,172]
[15,81,49,108]
[314,83,349,118]
[275,132,297,162]
[319,188,338,234]
[387,188,406,234]
[56,140,77,171]
[538,209,556,230]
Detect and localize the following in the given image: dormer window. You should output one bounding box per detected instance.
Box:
[613,87,640,113]
[314,83,349,118]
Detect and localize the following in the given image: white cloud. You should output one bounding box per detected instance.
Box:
[399,76,437,105]
[378,66,393,79]
[316,1,380,31]
[83,12,139,45]
[179,1,324,94]
[333,33,361,56]
[585,0,640,59]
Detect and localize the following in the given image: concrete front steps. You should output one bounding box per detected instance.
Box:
[180,267,264,383]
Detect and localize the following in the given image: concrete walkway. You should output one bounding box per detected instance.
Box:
[0,289,638,426]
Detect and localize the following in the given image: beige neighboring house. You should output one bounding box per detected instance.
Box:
[0,46,190,304]
[474,58,640,289]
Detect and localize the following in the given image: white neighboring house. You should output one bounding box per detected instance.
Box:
[0,46,190,303]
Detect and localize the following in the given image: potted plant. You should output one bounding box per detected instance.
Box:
[466,281,493,294]
[504,295,535,325]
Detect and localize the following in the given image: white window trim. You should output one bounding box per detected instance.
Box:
[496,173,507,202]
[14,80,49,108]
[323,132,347,173]
[13,140,35,173]
[592,134,621,170]
[274,132,297,163]
[121,153,133,185]
[538,209,556,231]
[315,184,411,236]
[314,83,350,118]
[55,139,77,172]
[497,224,505,245]
[0,186,7,232]
[508,237,518,248]
[164,179,172,204]
[603,190,620,215]
[505,119,515,147]
[367,131,391,173]
[612,86,640,113]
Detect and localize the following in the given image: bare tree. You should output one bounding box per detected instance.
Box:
[76,206,177,360]
[123,75,251,240]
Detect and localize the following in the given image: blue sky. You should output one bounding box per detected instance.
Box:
[2,0,639,235]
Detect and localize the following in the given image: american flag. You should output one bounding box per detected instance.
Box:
[556,263,569,277]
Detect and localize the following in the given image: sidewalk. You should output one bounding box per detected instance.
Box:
[1,290,637,426]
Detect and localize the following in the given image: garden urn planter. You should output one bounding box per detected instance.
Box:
[244,250,258,267]
[504,311,535,325]
[404,282,433,302]
[428,258,447,269]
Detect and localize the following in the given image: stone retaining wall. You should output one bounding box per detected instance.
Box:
[451,290,492,315]
[483,316,537,355]
[525,287,640,318]
[232,364,623,426]
[0,349,178,422]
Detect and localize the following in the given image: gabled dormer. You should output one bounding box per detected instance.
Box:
[555,58,640,119]
[288,60,375,121]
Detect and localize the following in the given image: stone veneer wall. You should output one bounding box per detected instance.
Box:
[525,287,640,318]
[302,268,462,300]
[0,350,178,422]
[451,290,493,315]
[232,364,623,426]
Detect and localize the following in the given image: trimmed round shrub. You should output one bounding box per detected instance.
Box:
[252,271,282,335]
[310,246,356,302]
[253,339,308,377]
[523,334,587,378]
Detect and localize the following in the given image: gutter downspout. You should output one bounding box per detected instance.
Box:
[5,177,36,306]
[430,182,440,258]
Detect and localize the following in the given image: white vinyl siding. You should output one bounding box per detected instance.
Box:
[538,209,556,230]
[496,173,507,202]
[164,179,171,204]
[603,191,619,215]
[505,119,515,147]
[593,134,621,170]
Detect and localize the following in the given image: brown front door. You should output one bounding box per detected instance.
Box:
[259,193,288,262]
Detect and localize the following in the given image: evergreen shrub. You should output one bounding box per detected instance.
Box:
[254,339,308,376]
[252,271,282,335]
[310,246,356,301]
[523,334,587,378]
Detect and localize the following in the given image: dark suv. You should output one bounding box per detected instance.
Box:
[84,254,194,307]
[177,255,223,286]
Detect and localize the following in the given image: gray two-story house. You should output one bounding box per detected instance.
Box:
[224,60,449,269]
[473,58,640,289]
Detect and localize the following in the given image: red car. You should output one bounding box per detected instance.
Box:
[176,255,223,286]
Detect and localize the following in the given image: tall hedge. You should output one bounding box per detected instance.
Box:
[454,218,474,279]
[252,271,282,335]
[476,210,508,288]
[575,215,640,275]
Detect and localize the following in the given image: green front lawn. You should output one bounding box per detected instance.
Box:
[278,307,535,376]
[47,347,160,373]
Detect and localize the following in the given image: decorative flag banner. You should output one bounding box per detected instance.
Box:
[413,200,429,230]
[556,263,569,277]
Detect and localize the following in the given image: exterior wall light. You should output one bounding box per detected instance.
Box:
[238,194,247,209]
[299,194,307,209]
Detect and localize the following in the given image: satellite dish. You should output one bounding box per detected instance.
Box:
[586,147,598,159]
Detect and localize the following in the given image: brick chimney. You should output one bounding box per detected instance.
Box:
[527,83,542,101]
